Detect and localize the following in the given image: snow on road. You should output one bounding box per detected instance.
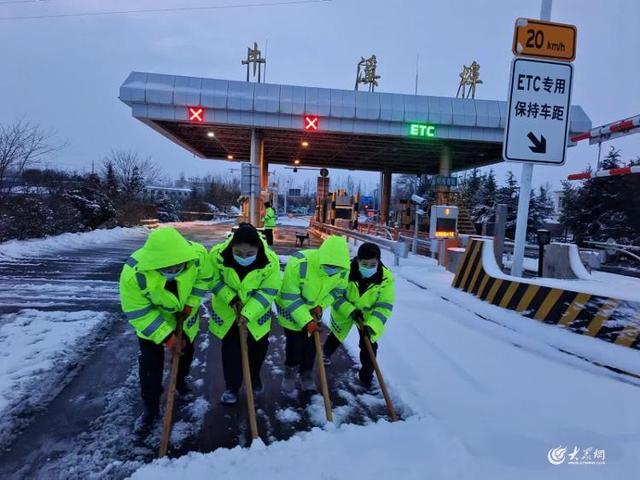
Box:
[0,226,147,450]
[277,215,310,227]
[0,226,146,261]
[133,250,640,480]
[0,309,114,448]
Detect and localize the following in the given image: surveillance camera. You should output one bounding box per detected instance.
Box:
[411,194,427,205]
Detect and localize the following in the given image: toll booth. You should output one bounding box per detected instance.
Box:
[315,175,330,223]
[429,205,458,238]
[429,205,459,262]
[331,189,360,229]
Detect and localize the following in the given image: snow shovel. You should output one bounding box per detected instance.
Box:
[312,314,333,422]
[158,317,184,457]
[356,318,398,422]
[236,305,259,441]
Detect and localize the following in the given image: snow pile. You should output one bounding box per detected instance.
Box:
[131,417,470,480]
[500,242,640,301]
[0,226,145,260]
[132,246,640,479]
[0,309,114,448]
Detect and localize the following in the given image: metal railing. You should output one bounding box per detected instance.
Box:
[585,240,640,263]
[309,221,409,266]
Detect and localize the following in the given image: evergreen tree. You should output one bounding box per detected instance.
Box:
[558,180,581,239]
[104,161,119,197]
[155,193,180,222]
[126,166,145,199]
[528,184,555,232]
[562,147,635,244]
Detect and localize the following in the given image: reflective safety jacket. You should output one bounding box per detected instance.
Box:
[276,235,350,331]
[119,227,212,344]
[330,260,394,343]
[208,235,281,341]
[263,207,276,229]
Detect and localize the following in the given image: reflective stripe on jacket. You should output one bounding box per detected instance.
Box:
[330,266,394,343]
[276,236,350,331]
[208,236,281,341]
[119,228,212,344]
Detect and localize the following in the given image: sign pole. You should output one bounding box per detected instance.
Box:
[510,0,552,277]
[511,163,533,276]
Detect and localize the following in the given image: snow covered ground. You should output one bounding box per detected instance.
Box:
[132,248,640,479]
[0,226,146,261]
[504,255,640,301]
[277,215,311,227]
[0,226,146,450]
[0,310,115,448]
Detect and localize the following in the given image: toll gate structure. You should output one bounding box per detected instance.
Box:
[119,72,591,224]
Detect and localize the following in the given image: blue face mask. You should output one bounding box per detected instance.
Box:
[234,254,256,267]
[359,263,378,279]
[323,265,341,276]
[160,265,184,280]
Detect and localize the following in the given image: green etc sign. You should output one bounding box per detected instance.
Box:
[407,122,436,138]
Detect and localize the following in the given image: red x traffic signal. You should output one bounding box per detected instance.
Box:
[304,115,319,131]
[188,106,205,123]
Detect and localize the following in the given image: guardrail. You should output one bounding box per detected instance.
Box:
[398,234,432,255]
[309,221,409,266]
[140,218,160,228]
[585,240,640,262]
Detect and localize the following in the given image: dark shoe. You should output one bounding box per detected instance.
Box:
[281,366,297,394]
[358,371,374,390]
[176,383,195,402]
[220,389,239,405]
[300,370,316,392]
[134,405,159,433]
[252,378,264,395]
[323,354,332,367]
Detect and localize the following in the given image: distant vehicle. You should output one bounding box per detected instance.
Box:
[290,206,309,215]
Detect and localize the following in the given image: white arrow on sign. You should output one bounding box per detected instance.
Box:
[503,57,573,165]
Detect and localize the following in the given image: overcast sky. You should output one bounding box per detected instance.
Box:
[1,0,638,193]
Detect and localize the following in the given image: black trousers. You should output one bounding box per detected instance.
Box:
[221,323,269,392]
[138,336,194,411]
[264,228,274,246]
[284,328,316,373]
[323,329,378,386]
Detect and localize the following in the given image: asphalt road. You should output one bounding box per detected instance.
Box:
[0,223,394,479]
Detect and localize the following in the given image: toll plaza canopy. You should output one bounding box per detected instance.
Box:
[119,72,591,174]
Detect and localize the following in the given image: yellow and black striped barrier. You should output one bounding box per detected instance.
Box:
[452,238,640,351]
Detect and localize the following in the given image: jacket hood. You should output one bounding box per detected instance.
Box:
[135,227,198,271]
[318,235,350,269]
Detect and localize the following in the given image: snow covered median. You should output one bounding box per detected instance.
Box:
[0,226,146,260]
[0,309,114,449]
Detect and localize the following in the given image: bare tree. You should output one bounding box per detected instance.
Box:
[0,120,62,197]
[103,149,163,198]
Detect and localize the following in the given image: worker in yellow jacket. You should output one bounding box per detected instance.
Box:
[323,243,394,389]
[209,223,281,404]
[119,227,212,429]
[275,235,350,393]
[262,201,276,246]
